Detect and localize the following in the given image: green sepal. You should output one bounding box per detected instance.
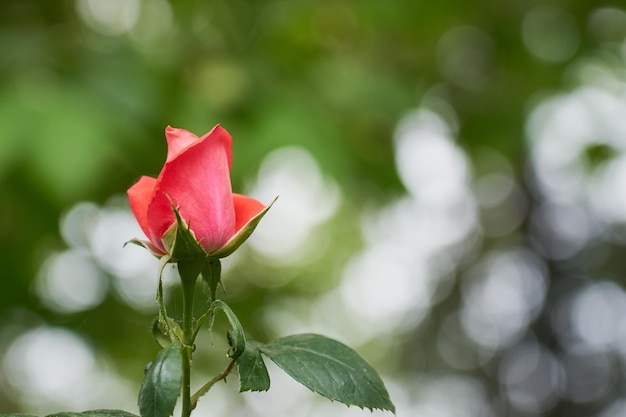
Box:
[210,197,277,259]
[124,238,165,258]
[161,204,207,262]
[236,340,270,392]
[138,342,183,417]
[177,259,205,286]
[201,259,222,302]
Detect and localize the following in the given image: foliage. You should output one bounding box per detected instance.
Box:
[138,342,182,417]
[259,334,395,412]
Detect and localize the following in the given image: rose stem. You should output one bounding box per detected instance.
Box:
[180,265,197,417]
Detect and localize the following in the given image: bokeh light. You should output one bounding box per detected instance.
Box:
[35,249,108,314]
[247,146,341,266]
[499,339,563,414]
[2,326,134,414]
[76,0,141,37]
[461,249,547,351]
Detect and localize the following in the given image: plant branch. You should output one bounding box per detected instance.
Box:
[179,264,198,417]
[156,255,176,340]
[190,359,237,410]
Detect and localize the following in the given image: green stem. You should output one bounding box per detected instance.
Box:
[180,264,198,417]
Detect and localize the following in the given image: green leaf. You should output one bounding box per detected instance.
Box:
[138,342,183,417]
[237,341,270,392]
[210,300,246,359]
[47,411,139,417]
[259,334,395,413]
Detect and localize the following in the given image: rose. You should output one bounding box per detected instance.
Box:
[127,125,270,259]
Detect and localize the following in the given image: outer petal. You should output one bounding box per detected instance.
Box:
[165,126,201,163]
[233,194,266,234]
[210,196,276,258]
[198,125,232,170]
[127,175,158,245]
[147,126,236,253]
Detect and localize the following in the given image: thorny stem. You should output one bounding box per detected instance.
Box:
[175,259,232,416]
[180,266,198,417]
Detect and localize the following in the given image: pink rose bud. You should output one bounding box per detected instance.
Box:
[127,125,272,259]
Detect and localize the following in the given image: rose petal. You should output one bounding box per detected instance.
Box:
[147,126,235,252]
[199,125,232,170]
[165,126,201,163]
[233,193,266,234]
[127,175,158,243]
[210,196,275,258]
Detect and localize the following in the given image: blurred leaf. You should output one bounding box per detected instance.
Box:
[0,414,39,417]
[236,341,270,392]
[0,92,28,179]
[138,342,182,417]
[0,412,141,417]
[260,334,395,412]
[25,85,117,204]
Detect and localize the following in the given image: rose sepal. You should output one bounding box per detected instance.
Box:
[209,196,277,259]
[202,259,222,303]
[124,238,167,258]
[161,203,209,262]
[129,196,276,262]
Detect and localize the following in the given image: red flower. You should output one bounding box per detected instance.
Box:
[127,125,269,258]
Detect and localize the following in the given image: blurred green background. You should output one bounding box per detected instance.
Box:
[3,0,626,416]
